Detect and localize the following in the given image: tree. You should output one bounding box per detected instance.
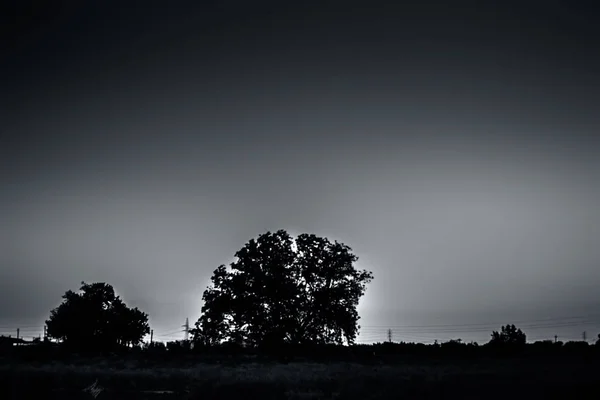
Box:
[596,333,600,346]
[46,282,150,351]
[489,324,527,346]
[191,230,374,348]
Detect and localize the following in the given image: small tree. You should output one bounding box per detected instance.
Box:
[46,282,150,352]
[596,333,600,346]
[489,324,526,346]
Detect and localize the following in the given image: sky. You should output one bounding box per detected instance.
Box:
[1,0,600,345]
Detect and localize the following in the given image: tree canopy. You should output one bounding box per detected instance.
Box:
[191,230,374,347]
[46,282,150,351]
[489,324,527,346]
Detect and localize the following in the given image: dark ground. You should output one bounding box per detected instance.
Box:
[1,354,598,399]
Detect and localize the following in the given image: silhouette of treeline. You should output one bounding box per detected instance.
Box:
[7,230,600,364]
[4,334,600,365]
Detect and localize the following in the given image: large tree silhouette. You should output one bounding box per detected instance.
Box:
[46,282,150,351]
[191,230,374,347]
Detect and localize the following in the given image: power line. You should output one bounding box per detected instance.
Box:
[357,319,600,345]
[360,314,600,329]
[0,325,42,328]
[154,329,185,337]
[424,321,598,333]
[360,320,600,333]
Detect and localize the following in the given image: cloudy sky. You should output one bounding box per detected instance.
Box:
[2,0,599,344]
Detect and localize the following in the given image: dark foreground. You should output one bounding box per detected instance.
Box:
[1,356,598,399]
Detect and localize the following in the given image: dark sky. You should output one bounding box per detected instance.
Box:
[2,0,599,344]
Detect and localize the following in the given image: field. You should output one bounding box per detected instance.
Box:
[1,354,598,399]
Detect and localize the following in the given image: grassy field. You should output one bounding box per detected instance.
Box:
[1,355,598,399]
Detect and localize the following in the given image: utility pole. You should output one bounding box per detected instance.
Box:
[387,328,392,343]
[182,318,189,341]
[554,335,558,343]
[16,328,19,340]
[583,331,587,342]
[150,329,153,344]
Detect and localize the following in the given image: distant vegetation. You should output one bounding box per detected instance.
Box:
[44,281,150,353]
[489,324,526,346]
[3,331,600,365]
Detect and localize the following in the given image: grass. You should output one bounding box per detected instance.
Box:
[1,356,598,399]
